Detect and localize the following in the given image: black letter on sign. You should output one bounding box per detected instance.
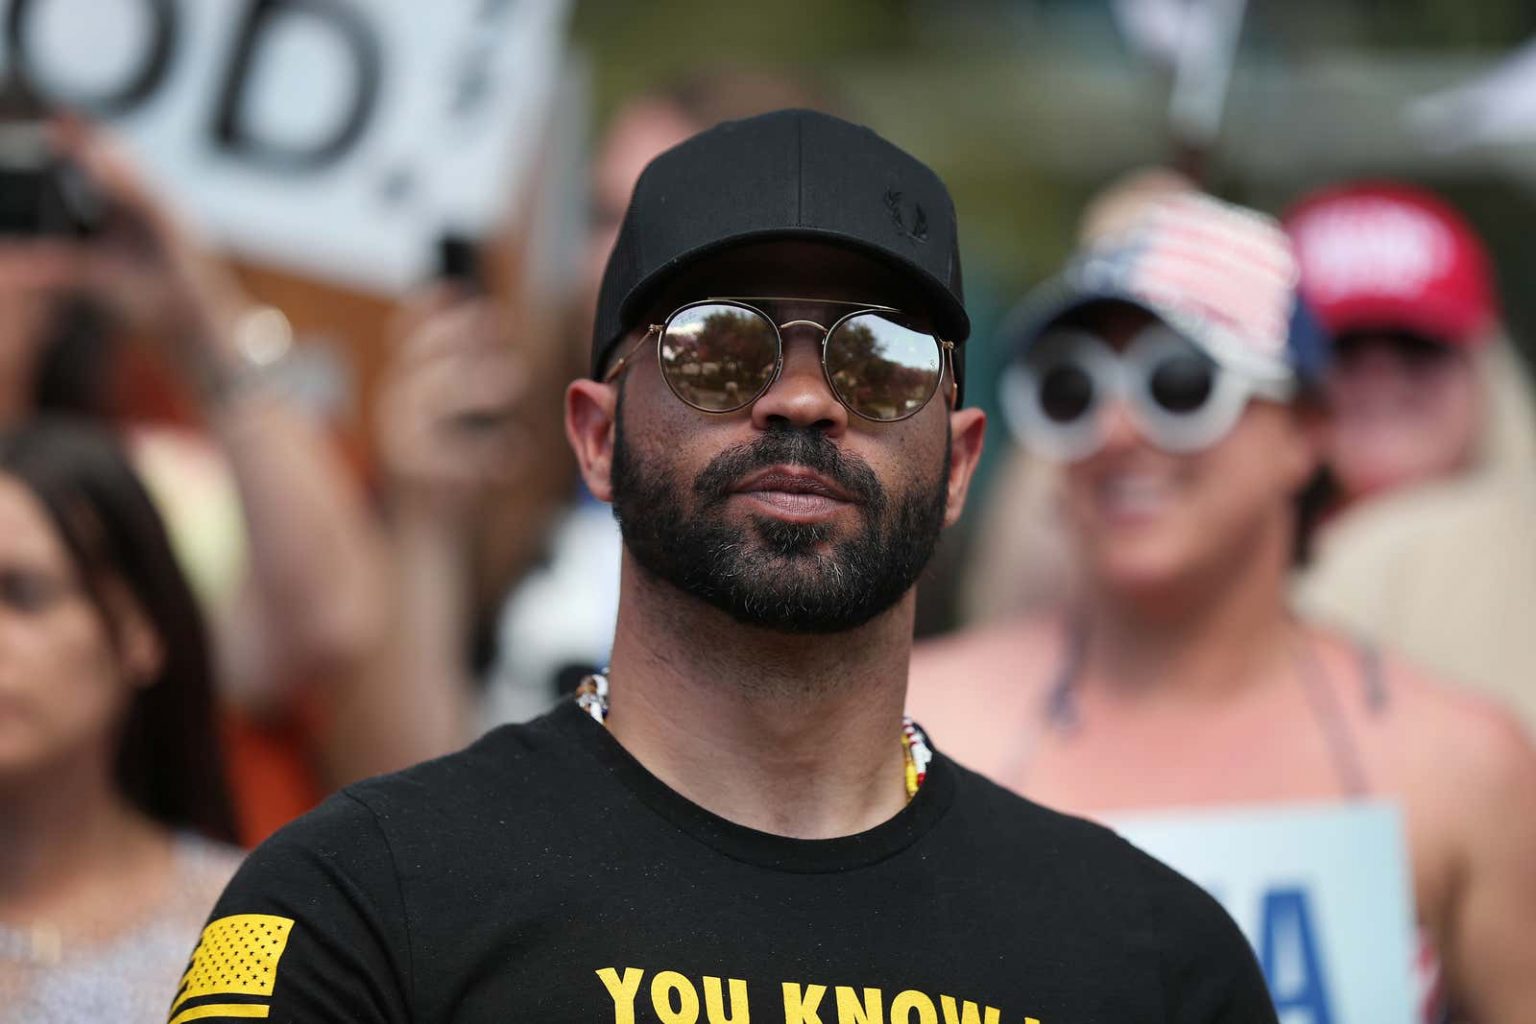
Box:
[213,0,381,172]
[5,0,178,116]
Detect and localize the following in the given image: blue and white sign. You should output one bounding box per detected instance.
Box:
[1113,801,1418,1024]
[0,0,572,292]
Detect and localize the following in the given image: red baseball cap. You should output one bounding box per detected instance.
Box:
[1283,182,1498,349]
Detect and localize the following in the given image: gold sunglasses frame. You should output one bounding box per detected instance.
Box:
[602,297,957,423]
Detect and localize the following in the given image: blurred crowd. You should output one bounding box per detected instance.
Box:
[1,25,1535,1024]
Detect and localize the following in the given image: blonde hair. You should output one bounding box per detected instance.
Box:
[1474,337,1536,488]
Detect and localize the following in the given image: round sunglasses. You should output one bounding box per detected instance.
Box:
[1001,323,1295,461]
[603,298,956,423]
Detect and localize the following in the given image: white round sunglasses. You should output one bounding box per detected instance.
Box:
[1001,322,1296,462]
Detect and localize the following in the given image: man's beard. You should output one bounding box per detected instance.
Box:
[611,411,950,635]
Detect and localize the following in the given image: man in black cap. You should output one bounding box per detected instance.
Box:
[172,110,1276,1023]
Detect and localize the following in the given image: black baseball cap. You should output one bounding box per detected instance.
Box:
[591,108,971,400]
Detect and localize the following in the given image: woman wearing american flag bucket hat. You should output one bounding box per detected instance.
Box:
[910,188,1536,1024]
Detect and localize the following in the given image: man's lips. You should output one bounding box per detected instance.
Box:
[727,466,861,520]
[730,466,858,503]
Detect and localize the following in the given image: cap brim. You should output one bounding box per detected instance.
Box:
[617,228,970,340]
[1003,273,1295,387]
[1313,297,1488,351]
[1001,275,1156,357]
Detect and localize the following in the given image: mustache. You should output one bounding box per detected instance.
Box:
[692,425,885,511]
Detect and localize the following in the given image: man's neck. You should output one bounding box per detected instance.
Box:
[602,554,914,840]
[1081,518,1297,703]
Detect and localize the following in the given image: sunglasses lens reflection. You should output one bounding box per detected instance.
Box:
[659,304,779,412]
[1148,353,1215,414]
[824,312,943,421]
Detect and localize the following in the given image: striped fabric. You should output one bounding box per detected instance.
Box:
[1111,192,1300,370]
[166,915,295,1024]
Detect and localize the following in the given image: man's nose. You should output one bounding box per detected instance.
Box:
[748,327,848,436]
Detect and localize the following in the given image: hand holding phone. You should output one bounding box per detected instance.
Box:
[378,280,530,521]
[0,75,107,238]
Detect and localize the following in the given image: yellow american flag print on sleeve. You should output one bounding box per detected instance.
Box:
[166,914,296,1024]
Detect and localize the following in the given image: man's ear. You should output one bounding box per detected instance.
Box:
[943,407,987,528]
[566,379,620,502]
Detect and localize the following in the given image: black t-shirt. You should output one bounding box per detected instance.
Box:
[169,701,1276,1023]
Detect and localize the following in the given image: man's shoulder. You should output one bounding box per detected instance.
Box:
[340,706,581,824]
[219,708,590,912]
[238,707,582,870]
[944,759,1270,1007]
[948,757,1136,866]
[946,759,1239,930]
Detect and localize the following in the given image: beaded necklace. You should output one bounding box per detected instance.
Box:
[575,671,932,800]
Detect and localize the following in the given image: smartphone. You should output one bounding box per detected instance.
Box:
[0,80,104,238]
[434,233,513,432]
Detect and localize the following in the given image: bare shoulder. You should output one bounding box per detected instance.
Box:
[1387,654,1531,752]
[907,615,1063,773]
[1363,640,1536,811]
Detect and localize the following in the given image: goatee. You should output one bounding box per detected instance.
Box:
[611,412,949,634]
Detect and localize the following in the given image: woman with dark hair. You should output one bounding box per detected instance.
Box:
[0,419,242,1020]
[0,81,388,838]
